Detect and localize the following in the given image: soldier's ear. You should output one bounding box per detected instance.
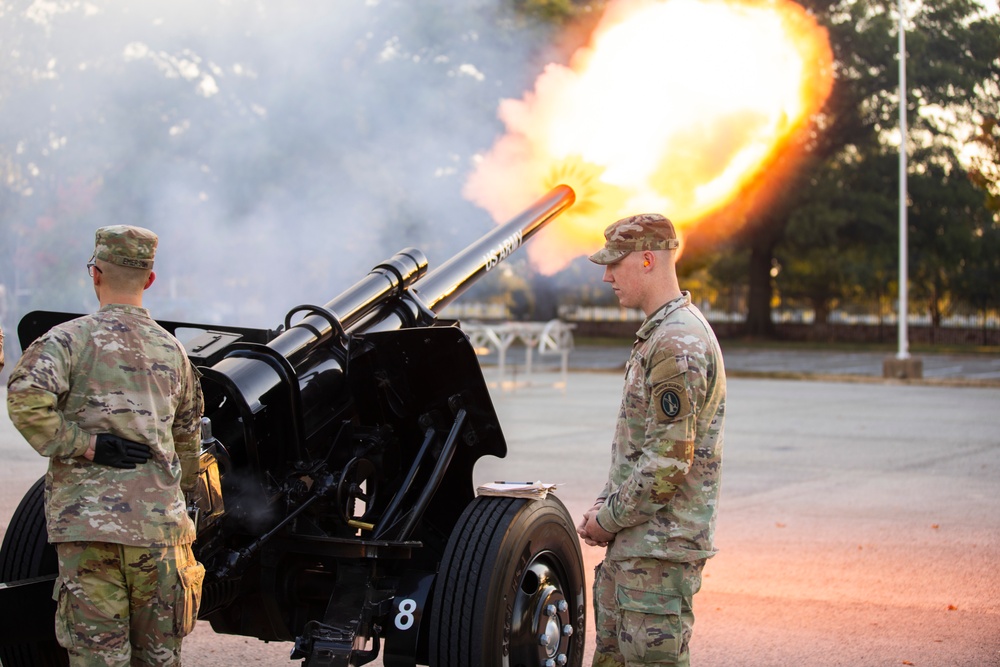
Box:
[144,271,156,290]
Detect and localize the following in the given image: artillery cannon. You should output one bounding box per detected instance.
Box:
[0,185,585,667]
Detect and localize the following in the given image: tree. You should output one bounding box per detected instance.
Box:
[968,115,1000,212]
[775,147,897,324]
[908,146,999,337]
[716,0,1000,337]
[954,210,1000,344]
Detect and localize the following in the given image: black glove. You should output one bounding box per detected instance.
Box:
[93,433,152,469]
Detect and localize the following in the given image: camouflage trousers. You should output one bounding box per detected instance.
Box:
[592,557,705,667]
[54,541,205,667]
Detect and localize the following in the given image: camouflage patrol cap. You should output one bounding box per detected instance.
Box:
[93,225,157,270]
[588,213,680,265]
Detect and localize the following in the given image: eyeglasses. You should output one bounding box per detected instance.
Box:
[86,260,103,277]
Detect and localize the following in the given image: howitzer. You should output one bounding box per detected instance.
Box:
[0,185,585,667]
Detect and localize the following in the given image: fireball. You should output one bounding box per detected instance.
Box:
[464,0,834,273]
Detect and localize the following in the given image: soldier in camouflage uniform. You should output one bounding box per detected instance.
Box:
[577,214,726,667]
[7,226,206,667]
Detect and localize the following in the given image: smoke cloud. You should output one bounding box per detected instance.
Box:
[0,0,562,347]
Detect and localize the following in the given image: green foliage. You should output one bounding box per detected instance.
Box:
[968,116,1000,211]
[723,0,1000,335]
[680,243,751,315]
[513,0,579,21]
[775,148,897,322]
[908,147,999,324]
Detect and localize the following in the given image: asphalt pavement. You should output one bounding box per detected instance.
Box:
[480,342,1000,384]
[1,344,998,666]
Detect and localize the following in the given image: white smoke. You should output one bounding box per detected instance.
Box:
[0,0,560,343]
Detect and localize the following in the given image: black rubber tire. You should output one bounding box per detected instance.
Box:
[0,476,68,667]
[428,495,586,667]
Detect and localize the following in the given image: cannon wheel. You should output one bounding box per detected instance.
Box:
[0,476,67,667]
[428,495,586,667]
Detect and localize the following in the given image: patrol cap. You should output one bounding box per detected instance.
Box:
[588,213,680,265]
[93,225,157,270]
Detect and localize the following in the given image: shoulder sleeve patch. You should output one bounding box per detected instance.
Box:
[652,380,691,422]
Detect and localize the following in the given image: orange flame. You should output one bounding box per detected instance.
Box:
[464,0,834,274]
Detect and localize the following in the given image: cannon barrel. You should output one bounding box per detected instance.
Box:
[250,183,574,364]
[357,183,575,333]
[417,183,574,312]
[265,247,429,369]
[199,184,575,476]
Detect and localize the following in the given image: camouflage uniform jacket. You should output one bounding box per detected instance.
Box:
[595,292,726,562]
[6,304,204,547]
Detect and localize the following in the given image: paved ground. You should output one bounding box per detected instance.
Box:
[474,366,1000,667]
[1,346,998,666]
[719,346,1000,383]
[481,342,1000,385]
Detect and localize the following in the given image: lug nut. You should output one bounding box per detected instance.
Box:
[556,655,568,666]
[562,624,574,636]
[545,604,557,617]
[543,660,555,667]
[538,634,549,646]
[557,600,568,613]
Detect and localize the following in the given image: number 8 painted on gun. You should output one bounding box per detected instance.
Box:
[394,598,417,631]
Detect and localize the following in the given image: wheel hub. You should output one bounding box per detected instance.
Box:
[541,614,561,655]
[510,555,576,667]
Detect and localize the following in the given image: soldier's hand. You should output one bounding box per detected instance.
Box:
[93,433,152,469]
[577,506,609,547]
[584,514,615,546]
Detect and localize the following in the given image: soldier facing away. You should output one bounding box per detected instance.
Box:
[7,225,206,667]
[576,214,726,667]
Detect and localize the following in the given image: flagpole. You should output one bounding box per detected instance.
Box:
[897,0,909,362]
[884,0,921,379]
